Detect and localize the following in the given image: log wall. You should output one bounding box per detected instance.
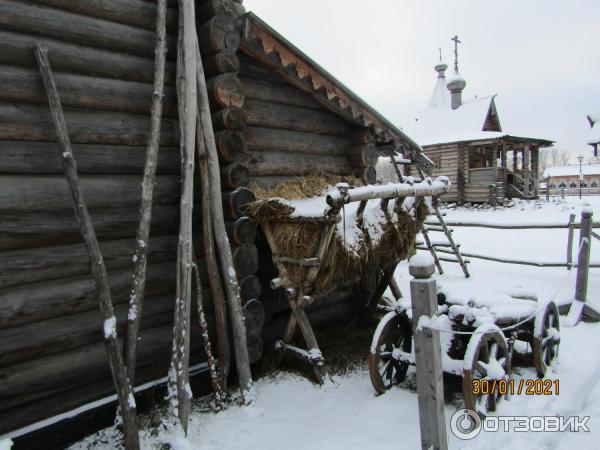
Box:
[1,0,371,442]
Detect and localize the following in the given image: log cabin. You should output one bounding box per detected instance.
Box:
[405,41,553,205]
[0,0,429,447]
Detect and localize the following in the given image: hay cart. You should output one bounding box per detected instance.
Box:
[369,289,560,415]
[250,177,451,383]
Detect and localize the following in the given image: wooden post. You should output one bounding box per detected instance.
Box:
[409,256,448,450]
[488,184,497,207]
[532,147,539,198]
[561,187,565,200]
[512,148,518,174]
[492,144,499,184]
[566,208,594,326]
[34,45,139,449]
[523,145,531,196]
[457,144,465,205]
[566,213,576,270]
[545,177,550,202]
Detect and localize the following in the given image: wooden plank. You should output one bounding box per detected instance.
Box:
[246,150,351,176]
[0,175,180,211]
[243,126,351,156]
[240,75,324,110]
[0,293,182,368]
[28,0,178,32]
[0,30,176,85]
[0,262,177,329]
[0,204,185,251]
[0,141,180,175]
[567,213,576,269]
[0,64,178,117]
[0,104,179,146]
[0,0,177,58]
[244,99,353,136]
[0,234,178,289]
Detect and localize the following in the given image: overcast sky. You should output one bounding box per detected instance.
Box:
[242,0,600,162]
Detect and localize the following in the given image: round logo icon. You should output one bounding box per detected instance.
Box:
[450,408,482,440]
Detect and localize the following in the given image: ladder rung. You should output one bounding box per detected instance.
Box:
[425,226,451,233]
[432,242,460,248]
[438,256,470,264]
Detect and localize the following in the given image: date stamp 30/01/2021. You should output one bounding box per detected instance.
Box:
[472,378,560,396]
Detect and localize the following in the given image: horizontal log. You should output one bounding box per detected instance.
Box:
[0,0,177,58]
[348,143,378,168]
[240,76,324,110]
[225,216,257,245]
[220,162,249,189]
[0,324,207,418]
[243,126,352,156]
[355,166,377,184]
[203,52,240,78]
[0,262,176,329]
[0,293,178,368]
[238,51,285,84]
[0,104,179,146]
[244,99,353,136]
[222,187,256,219]
[28,0,178,32]
[0,204,185,251]
[207,73,245,109]
[0,175,180,211]
[0,141,180,175]
[215,129,247,162]
[233,243,259,278]
[198,10,242,57]
[239,274,261,303]
[246,151,352,177]
[0,234,177,289]
[0,30,176,85]
[0,64,178,117]
[243,298,265,337]
[212,107,246,131]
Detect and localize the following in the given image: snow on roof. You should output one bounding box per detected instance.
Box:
[587,111,600,125]
[588,122,600,145]
[404,96,495,144]
[543,163,600,178]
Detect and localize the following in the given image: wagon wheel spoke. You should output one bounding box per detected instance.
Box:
[474,361,488,377]
[380,360,392,380]
[489,342,498,360]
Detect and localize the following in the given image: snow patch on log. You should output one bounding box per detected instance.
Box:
[103,316,117,339]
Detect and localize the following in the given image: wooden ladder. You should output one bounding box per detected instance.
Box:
[419,200,470,278]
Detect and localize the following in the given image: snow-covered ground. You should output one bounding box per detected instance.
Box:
[14,196,598,450]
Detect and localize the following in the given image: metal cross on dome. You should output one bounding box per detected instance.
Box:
[451,34,461,72]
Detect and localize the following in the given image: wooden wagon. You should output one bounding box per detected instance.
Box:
[251,177,451,383]
[369,287,561,415]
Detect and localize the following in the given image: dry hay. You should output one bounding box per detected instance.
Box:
[247,173,428,295]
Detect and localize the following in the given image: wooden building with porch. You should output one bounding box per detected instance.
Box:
[405,43,553,204]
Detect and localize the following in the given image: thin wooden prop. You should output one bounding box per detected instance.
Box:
[168,0,197,432]
[195,93,231,391]
[34,45,140,450]
[195,33,253,402]
[124,0,168,384]
[566,213,576,270]
[192,251,225,409]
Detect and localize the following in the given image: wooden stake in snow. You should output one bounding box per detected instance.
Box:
[124,0,168,384]
[195,91,231,391]
[34,45,140,450]
[168,0,197,432]
[192,251,225,409]
[194,36,253,402]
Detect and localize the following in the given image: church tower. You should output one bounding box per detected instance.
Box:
[427,49,450,108]
[447,35,466,110]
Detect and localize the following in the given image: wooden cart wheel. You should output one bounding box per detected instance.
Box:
[532,301,560,378]
[462,325,509,416]
[369,311,412,395]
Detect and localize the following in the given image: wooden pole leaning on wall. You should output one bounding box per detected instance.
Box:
[409,256,448,450]
[566,213,576,270]
[33,45,140,450]
[168,0,197,432]
[124,0,168,385]
[195,33,253,403]
[565,208,595,326]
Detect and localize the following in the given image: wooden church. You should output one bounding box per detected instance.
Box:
[405,38,553,204]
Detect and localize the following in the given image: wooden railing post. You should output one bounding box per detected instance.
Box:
[566,208,594,326]
[409,256,448,450]
[545,177,550,202]
[566,213,576,270]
